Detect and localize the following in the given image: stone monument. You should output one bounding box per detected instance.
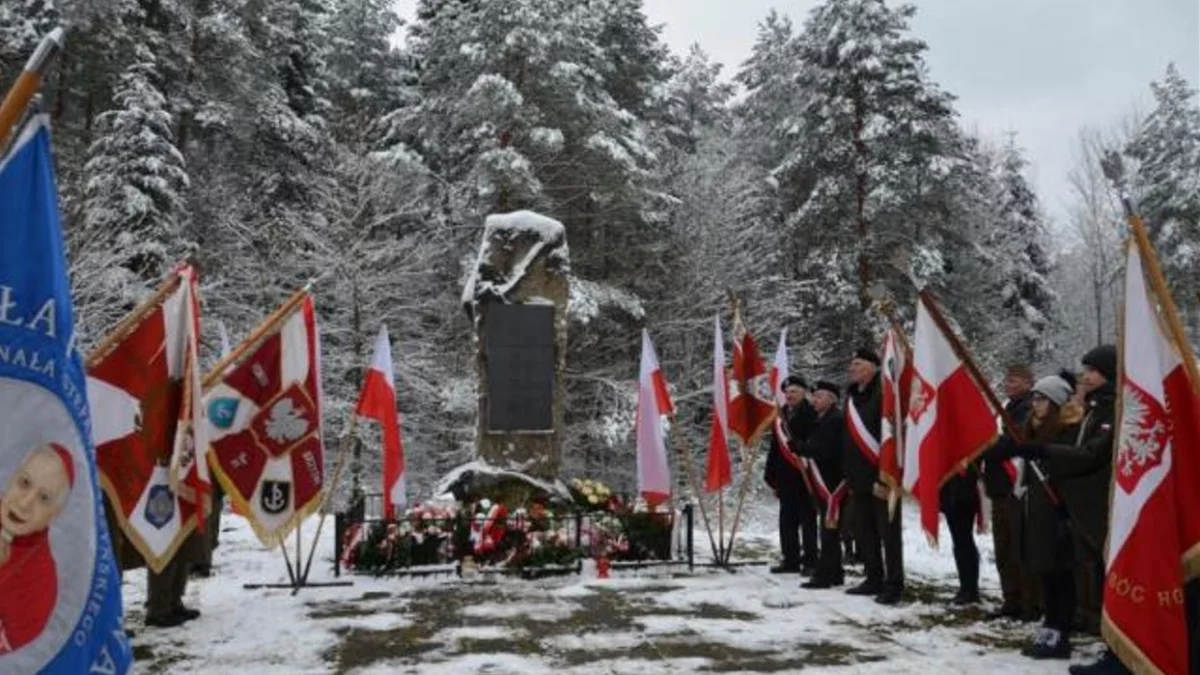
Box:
[443,210,571,504]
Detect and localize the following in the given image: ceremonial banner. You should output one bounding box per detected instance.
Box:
[879,328,912,513]
[903,296,998,545]
[635,329,674,506]
[0,116,131,673]
[769,328,789,407]
[727,319,775,447]
[89,267,210,573]
[205,294,324,546]
[1102,240,1200,675]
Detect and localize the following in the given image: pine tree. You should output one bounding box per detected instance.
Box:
[0,0,59,81]
[987,137,1057,366]
[77,45,190,334]
[1126,63,1200,331]
[774,0,961,360]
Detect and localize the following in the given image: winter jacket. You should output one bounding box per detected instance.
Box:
[842,372,883,495]
[1017,402,1084,574]
[1044,382,1117,558]
[764,401,817,493]
[795,406,845,489]
[982,392,1033,498]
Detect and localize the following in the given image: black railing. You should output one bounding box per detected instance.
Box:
[334,494,695,578]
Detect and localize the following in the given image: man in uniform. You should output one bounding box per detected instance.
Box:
[764,376,818,574]
[797,380,846,589]
[843,348,904,605]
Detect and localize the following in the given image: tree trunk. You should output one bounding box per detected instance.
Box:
[853,91,871,314]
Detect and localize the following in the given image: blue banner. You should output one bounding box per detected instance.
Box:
[0,117,131,674]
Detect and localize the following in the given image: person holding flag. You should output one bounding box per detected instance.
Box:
[981,364,1039,621]
[842,348,904,605]
[763,375,818,574]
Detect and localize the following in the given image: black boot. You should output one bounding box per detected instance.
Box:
[1022,628,1070,660]
[1068,651,1131,675]
[846,580,882,596]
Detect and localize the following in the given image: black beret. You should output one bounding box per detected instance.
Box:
[852,348,881,366]
[781,375,809,392]
[815,380,841,397]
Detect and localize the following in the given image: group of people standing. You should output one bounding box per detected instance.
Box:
[764,345,1138,675]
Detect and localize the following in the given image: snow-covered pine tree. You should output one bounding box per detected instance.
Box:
[0,0,59,81]
[774,0,961,362]
[77,44,190,338]
[1125,63,1200,332]
[325,0,418,147]
[984,137,1057,367]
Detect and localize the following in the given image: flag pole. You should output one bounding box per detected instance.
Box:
[202,281,313,390]
[1120,198,1200,395]
[85,272,185,368]
[0,28,64,151]
[670,412,723,565]
[299,412,360,585]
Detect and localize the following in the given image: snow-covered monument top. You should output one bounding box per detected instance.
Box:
[453,210,570,503]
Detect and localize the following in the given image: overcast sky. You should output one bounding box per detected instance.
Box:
[396,0,1199,226]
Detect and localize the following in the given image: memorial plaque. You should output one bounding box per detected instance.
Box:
[485,303,555,432]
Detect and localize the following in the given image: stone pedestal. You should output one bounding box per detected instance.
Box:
[459,210,568,493]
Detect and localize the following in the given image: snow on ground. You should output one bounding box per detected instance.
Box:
[126,499,1102,674]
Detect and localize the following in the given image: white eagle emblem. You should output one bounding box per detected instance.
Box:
[266,397,309,443]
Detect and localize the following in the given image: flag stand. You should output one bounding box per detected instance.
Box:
[670,413,723,566]
[241,526,354,592]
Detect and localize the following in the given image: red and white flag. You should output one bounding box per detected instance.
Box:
[705,315,732,492]
[88,266,210,573]
[205,293,324,546]
[635,329,674,506]
[356,325,405,520]
[1102,240,1200,674]
[769,327,789,407]
[728,319,776,448]
[902,296,998,544]
[879,328,912,496]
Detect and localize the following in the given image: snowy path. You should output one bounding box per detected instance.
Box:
[125,503,1102,674]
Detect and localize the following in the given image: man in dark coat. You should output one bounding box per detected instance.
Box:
[797,380,846,589]
[1012,346,1126,675]
[981,364,1037,620]
[764,376,819,574]
[941,466,981,605]
[843,348,904,605]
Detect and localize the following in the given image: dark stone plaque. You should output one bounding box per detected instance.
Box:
[484,303,555,432]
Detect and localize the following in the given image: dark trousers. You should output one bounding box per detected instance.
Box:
[816,508,844,582]
[992,496,1026,608]
[779,485,818,567]
[1042,568,1076,635]
[854,489,903,589]
[147,536,201,620]
[943,494,979,596]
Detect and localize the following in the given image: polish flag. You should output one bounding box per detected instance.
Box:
[636,330,674,506]
[356,325,405,519]
[728,320,777,447]
[879,328,912,496]
[1101,240,1200,675]
[902,296,998,544]
[705,315,733,492]
[769,328,789,407]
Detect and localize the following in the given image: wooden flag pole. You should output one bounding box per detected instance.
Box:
[299,413,360,585]
[0,28,64,151]
[85,273,184,368]
[202,282,312,390]
[669,413,723,566]
[1121,199,1200,395]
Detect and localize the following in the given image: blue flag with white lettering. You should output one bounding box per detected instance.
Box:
[0,117,131,674]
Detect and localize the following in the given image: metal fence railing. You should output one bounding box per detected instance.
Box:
[333,494,696,578]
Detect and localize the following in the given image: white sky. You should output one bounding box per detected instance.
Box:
[393,0,1200,226]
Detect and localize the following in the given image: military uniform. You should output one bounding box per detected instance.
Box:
[764,399,818,572]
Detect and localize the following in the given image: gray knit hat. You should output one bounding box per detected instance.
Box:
[1032,375,1073,407]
